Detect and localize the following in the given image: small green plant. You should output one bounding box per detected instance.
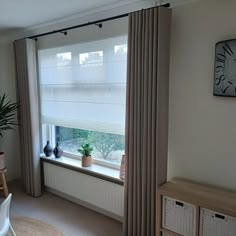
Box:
[0,94,19,137]
[78,143,93,157]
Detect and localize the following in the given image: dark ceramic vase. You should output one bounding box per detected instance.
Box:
[53,142,63,158]
[43,141,53,157]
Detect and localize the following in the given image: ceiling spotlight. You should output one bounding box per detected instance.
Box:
[95,23,102,28]
[60,31,67,36]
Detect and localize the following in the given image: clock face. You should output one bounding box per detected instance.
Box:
[213,40,236,96]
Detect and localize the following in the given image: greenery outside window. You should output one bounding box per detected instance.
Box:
[56,126,125,166]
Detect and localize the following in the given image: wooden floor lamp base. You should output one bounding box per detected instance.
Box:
[0,168,8,197]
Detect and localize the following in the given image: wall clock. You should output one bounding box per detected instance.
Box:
[213,39,236,96]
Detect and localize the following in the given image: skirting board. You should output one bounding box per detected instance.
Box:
[45,186,123,222]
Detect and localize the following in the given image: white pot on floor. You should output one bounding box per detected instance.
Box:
[0,152,5,169]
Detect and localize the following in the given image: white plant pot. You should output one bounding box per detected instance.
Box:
[0,152,5,169]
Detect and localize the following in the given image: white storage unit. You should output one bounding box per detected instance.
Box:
[162,196,196,236]
[157,178,236,236]
[200,208,236,236]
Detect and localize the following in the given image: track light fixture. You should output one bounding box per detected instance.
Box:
[27,3,169,40]
[94,23,103,28]
[60,31,67,35]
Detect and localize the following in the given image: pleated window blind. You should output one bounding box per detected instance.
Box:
[38,35,127,135]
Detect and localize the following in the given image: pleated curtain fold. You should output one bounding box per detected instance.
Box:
[124,7,171,236]
[14,39,41,197]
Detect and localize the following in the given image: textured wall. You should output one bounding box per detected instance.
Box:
[168,0,236,190]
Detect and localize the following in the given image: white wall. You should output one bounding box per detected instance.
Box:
[0,41,21,180]
[168,0,236,190]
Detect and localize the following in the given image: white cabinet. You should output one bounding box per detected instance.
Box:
[157,178,236,236]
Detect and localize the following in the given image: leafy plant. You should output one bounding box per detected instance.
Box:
[78,143,93,157]
[0,94,19,137]
[88,132,125,160]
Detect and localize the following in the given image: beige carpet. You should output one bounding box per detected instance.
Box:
[7,216,64,236]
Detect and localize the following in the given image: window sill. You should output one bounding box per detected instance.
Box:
[40,155,124,186]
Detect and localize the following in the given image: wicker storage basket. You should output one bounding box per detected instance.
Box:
[162,196,196,236]
[200,208,236,236]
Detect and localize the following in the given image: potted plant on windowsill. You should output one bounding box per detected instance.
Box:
[78,143,93,167]
[0,94,19,169]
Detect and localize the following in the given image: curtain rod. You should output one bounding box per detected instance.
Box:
[27,3,170,40]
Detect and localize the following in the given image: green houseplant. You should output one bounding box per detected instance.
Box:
[78,143,93,167]
[0,94,19,169]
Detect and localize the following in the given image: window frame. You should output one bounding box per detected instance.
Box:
[63,151,121,170]
[42,124,122,170]
[39,36,127,171]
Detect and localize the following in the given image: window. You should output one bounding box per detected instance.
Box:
[56,127,125,165]
[38,36,127,168]
[79,51,103,66]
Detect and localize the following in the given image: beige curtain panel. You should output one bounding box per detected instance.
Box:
[124,7,171,236]
[14,39,41,197]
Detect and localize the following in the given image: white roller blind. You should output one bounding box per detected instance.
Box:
[38,36,127,135]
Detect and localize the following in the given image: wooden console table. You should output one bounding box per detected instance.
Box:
[0,168,9,198]
[156,178,236,236]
